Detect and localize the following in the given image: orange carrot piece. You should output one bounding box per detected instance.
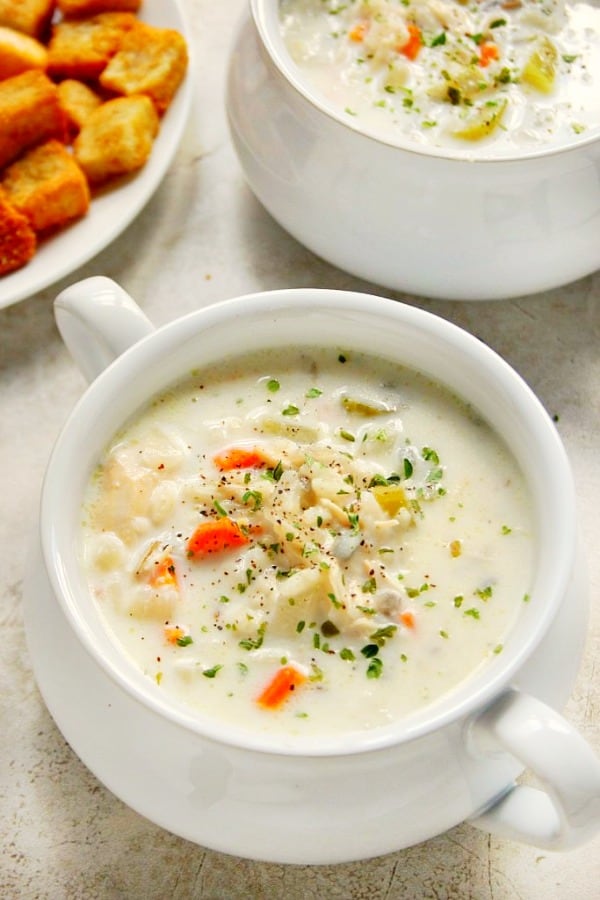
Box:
[479,42,499,67]
[348,21,367,42]
[213,447,266,471]
[399,23,422,61]
[400,609,416,629]
[149,555,177,589]
[164,626,185,645]
[256,665,306,709]
[187,517,250,557]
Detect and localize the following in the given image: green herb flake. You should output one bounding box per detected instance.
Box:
[453,595,464,608]
[361,643,379,659]
[213,499,227,518]
[367,657,384,679]
[439,629,449,639]
[296,620,306,633]
[403,458,414,479]
[430,32,446,47]
[475,585,493,601]
[362,576,377,594]
[493,644,504,654]
[464,608,481,620]
[340,647,356,661]
[501,524,512,535]
[339,428,356,442]
[267,378,280,393]
[239,622,267,651]
[176,634,194,647]
[203,665,223,678]
[282,404,300,416]
[242,489,263,510]
[306,387,323,398]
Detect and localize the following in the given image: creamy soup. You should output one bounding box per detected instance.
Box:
[279,0,600,156]
[81,348,534,738]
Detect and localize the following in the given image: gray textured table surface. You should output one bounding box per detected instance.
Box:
[1,2,598,897]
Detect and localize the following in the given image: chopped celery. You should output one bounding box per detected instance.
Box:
[372,484,408,516]
[521,36,557,93]
[453,98,507,141]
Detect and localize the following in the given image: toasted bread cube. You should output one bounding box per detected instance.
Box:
[100,21,188,115]
[0,70,66,169]
[57,78,102,136]
[2,139,90,232]
[57,0,141,15]
[0,25,48,79]
[0,187,36,275]
[73,94,158,184]
[0,0,54,40]
[47,11,137,80]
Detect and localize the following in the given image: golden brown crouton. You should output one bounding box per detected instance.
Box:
[0,25,48,79]
[0,70,66,169]
[57,0,141,16]
[0,0,55,40]
[73,94,158,184]
[2,139,90,232]
[0,187,36,275]
[57,78,102,136]
[100,21,188,115]
[47,11,137,80]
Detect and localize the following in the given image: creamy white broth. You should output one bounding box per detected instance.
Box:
[279,0,600,157]
[81,349,534,738]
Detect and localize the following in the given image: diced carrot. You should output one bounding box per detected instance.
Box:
[348,21,367,42]
[400,609,416,629]
[399,23,422,61]
[164,626,185,645]
[149,555,177,589]
[256,665,306,709]
[187,517,250,557]
[213,447,267,471]
[479,42,499,67]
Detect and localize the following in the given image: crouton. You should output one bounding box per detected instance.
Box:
[0,0,55,40]
[2,139,90,232]
[57,0,141,16]
[0,70,66,169]
[57,78,102,136]
[100,21,188,115]
[47,11,137,80]
[0,187,36,275]
[0,25,48,79]
[73,94,158,184]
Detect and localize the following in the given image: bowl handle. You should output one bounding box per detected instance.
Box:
[54,276,155,383]
[468,688,600,849]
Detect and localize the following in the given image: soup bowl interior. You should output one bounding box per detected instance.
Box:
[41,288,576,756]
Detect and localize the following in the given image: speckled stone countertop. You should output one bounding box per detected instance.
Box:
[1,2,599,897]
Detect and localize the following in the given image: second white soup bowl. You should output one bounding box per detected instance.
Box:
[226,0,600,300]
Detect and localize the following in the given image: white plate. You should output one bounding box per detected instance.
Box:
[0,0,192,310]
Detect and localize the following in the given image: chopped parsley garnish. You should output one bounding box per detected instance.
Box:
[366,657,383,679]
[203,665,223,678]
[176,635,194,647]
